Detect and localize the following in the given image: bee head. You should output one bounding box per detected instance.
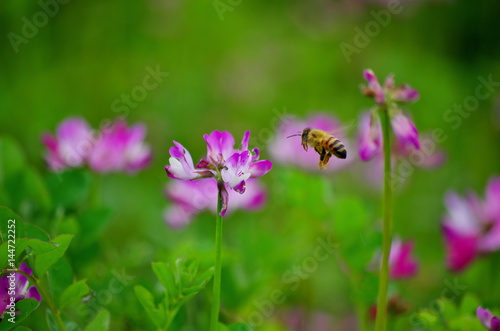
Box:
[301,128,311,151]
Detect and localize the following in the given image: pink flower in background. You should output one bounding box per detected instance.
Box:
[268,113,353,171]
[0,263,41,315]
[389,238,419,279]
[358,69,421,162]
[164,130,272,217]
[358,112,382,161]
[477,307,500,331]
[42,117,93,171]
[370,237,419,279]
[442,176,500,272]
[362,133,446,188]
[88,120,152,173]
[164,178,267,228]
[42,117,152,174]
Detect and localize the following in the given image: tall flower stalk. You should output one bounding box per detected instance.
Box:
[164,130,272,330]
[357,69,420,330]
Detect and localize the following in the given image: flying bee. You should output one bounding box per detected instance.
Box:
[287,128,347,170]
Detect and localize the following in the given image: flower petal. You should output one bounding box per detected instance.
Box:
[249,160,273,178]
[389,239,419,279]
[358,111,382,161]
[25,286,42,302]
[477,306,494,328]
[442,223,478,272]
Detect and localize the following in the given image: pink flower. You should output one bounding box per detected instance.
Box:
[389,238,419,279]
[88,120,152,173]
[164,178,267,228]
[442,176,500,272]
[358,112,382,161]
[477,307,500,331]
[41,117,93,171]
[391,112,420,150]
[361,69,419,105]
[358,69,421,162]
[164,130,272,217]
[0,263,41,315]
[42,117,152,174]
[268,113,353,171]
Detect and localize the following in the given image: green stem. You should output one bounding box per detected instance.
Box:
[19,270,66,331]
[209,194,223,331]
[375,108,393,331]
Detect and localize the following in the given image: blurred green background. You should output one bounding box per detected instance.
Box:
[1,0,500,330]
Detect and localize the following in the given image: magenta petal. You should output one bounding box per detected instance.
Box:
[393,85,420,103]
[391,113,420,150]
[241,131,251,151]
[358,112,382,161]
[442,223,478,272]
[389,241,419,279]
[25,286,41,302]
[364,69,377,84]
[477,307,495,329]
[491,317,500,331]
[233,180,246,194]
[249,160,273,177]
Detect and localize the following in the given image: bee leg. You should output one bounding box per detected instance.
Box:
[323,153,332,167]
[318,148,327,170]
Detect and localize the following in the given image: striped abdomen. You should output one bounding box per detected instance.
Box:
[323,136,346,159]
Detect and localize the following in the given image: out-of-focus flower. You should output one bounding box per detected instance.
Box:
[358,112,382,161]
[389,238,419,279]
[164,178,267,228]
[281,308,342,331]
[268,113,353,171]
[358,69,420,162]
[0,263,41,316]
[42,117,152,174]
[477,306,500,331]
[88,120,152,173]
[42,117,93,171]
[370,236,419,279]
[442,176,500,272]
[164,130,272,218]
[363,133,446,188]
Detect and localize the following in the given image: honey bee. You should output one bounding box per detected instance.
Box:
[287,128,347,170]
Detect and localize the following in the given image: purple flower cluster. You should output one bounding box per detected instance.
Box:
[371,237,419,279]
[268,113,353,172]
[358,69,420,161]
[442,176,500,272]
[1,263,41,317]
[42,117,152,173]
[165,130,272,218]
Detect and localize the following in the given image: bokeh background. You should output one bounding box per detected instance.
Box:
[1,0,500,330]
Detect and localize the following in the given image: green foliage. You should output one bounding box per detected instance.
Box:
[83,310,110,331]
[0,299,40,331]
[135,258,214,330]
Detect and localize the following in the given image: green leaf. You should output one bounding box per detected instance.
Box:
[48,257,74,302]
[84,309,110,331]
[59,279,91,309]
[0,208,25,269]
[23,223,50,242]
[13,327,31,331]
[152,262,178,301]
[228,323,253,331]
[34,234,73,277]
[7,167,51,215]
[0,136,26,185]
[45,309,58,331]
[0,298,40,331]
[134,285,167,329]
[46,169,91,208]
[79,207,112,245]
[460,293,481,315]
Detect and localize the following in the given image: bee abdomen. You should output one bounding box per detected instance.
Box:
[326,137,347,159]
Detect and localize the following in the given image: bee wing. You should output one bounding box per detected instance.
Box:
[325,119,357,137]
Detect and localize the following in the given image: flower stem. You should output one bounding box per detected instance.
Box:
[209,194,224,331]
[375,107,393,331]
